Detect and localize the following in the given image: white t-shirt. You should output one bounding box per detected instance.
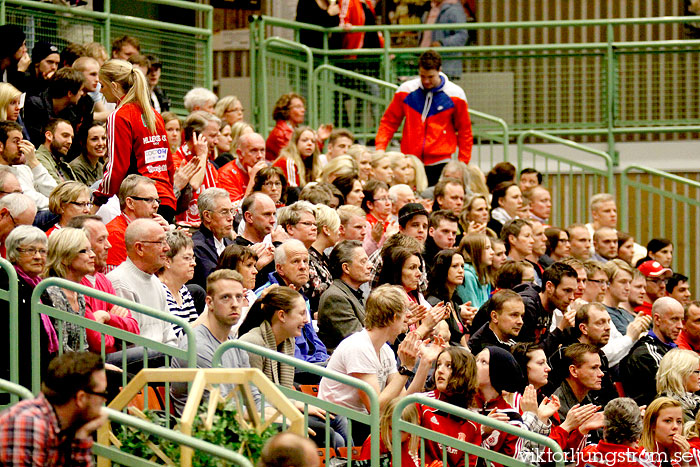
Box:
[317,329,397,413]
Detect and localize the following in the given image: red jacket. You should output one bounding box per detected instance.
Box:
[416,390,481,467]
[577,442,658,467]
[376,74,472,166]
[218,159,250,202]
[97,103,176,210]
[106,213,131,271]
[173,144,218,227]
[265,120,293,162]
[273,155,302,187]
[80,273,140,354]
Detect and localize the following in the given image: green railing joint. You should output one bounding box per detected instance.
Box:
[0,378,34,401]
[0,259,18,405]
[213,340,381,467]
[392,394,565,467]
[30,277,197,394]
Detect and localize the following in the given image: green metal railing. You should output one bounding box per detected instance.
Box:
[620,166,700,294]
[517,130,614,228]
[0,258,18,407]
[30,277,197,415]
[392,395,565,467]
[250,15,700,160]
[0,377,34,401]
[1,0,212,112]
[213,340,381,467]
[95,407,253,467]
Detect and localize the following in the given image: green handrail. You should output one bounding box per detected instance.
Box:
[620,165,700,294]
[93,407,254,467]
[392,394,565,467]
[0,258,18,406]
[517,130,614,192]
[0,377,34,401]
[259,37,314,135]
[212,340,381,467]
[30,277,197,394]
[250,14,700,159]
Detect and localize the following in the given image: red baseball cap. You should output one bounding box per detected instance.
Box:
[637,260,672,278]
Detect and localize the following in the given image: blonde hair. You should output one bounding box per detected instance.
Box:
[0,83,21,121]
[314,203,341,235]
[231,121,254,151]
[99,59,157,133]
[84,42,108,64]
[370,151,389,168]
[380,398,420,454]
[276,126,318,186]
[640,397,683,451]
[656,349,700,396]
[214,95,240,119]
[319,155,357,183]
[46,227,90,279]
[346,144,368,162]
[48,181,90,215]
[386,151,406,169]
[466,164,489,196]
[685,409,700,439]
[407,154,428,193]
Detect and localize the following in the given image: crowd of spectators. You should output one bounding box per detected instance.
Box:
[0,29,696,467]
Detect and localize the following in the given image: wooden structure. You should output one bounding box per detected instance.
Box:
[97,368,305,467]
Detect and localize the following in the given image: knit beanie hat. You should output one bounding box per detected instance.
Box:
[0,25,26,61]
[31,41,59,64]
[486,346,525,393]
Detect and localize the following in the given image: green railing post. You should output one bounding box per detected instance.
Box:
[0,259,18,405]
[205,6,213,90]
[0,0,6,26]
[249,15,259,130]
[30,277,197,395]
[605,23,617,165]
[103,0,111,50]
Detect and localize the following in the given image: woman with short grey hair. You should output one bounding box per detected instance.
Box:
[578,398,644,466]
[3,225,57,391]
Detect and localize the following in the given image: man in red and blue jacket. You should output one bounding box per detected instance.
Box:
[375,50,472,185]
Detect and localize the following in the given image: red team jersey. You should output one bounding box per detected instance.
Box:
[96,103,176,211]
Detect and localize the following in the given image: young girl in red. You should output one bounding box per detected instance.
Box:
[96,59,176,221]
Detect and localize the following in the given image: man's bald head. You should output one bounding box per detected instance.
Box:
[125,218,162,252]
[652,296,684,343]
[237,132,265,169]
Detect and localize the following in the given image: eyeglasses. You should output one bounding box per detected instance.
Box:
[68,201,93,209]
[7,211,17,227]
[588,279,609,286]
[140,239,168,246]
[646,277,668,285]
[297,221,316,227]
[129,196,161,205]
[17,246,48,256]
[78,247,94,255]
[83,388,109,399]
[373,197,392,203]
[208,208,234,217]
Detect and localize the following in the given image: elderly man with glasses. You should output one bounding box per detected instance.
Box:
[190,187,234,290]
[105,174,169,272]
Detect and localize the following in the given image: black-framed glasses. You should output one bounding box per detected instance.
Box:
[83,388,109,399]
[588,279,609,286]
[68,201,93,209]
[7,211,17,227]
[129,196,161,205]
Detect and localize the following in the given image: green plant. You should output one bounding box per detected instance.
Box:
[115,398,277,466]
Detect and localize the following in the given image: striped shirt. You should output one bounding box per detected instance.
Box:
[162,283,198,337]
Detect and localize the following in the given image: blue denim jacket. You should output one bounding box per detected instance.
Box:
[255,272,329,364]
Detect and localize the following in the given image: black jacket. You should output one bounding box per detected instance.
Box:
[513,282,551,343]
[620,331,676,406]
[468,322,513,355]
[190,224,232,289]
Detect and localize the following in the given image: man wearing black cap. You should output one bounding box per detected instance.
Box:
[24,41,60,96]
[397,202,429,245]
